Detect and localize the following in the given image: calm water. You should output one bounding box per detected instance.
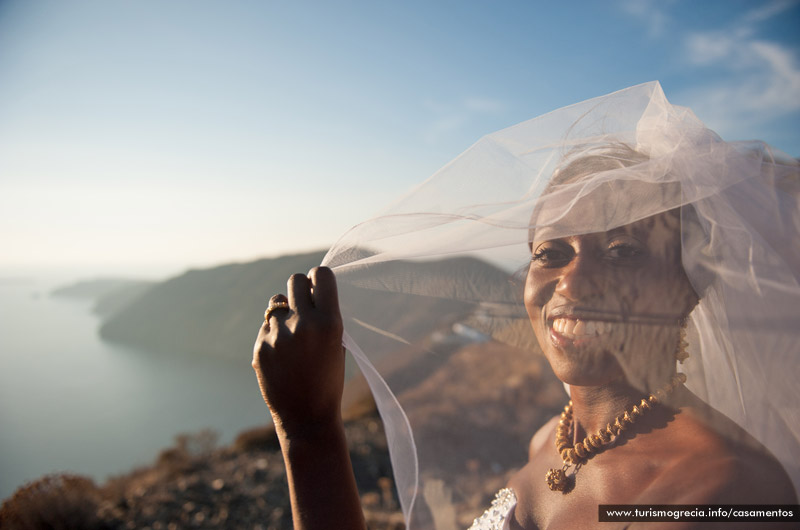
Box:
[0,277,270,501]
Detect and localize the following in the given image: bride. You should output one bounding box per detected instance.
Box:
[252,82,799,529]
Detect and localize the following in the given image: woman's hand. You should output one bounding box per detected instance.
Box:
[252,266,345,437]
[252,267,366,529]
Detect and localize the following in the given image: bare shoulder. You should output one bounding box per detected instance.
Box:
[649,405,798,504]
[681,440,797,503]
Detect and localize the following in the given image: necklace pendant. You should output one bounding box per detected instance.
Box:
[545,467,569,491]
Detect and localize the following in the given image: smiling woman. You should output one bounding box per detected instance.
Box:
[505,145,794,526]
[526,211,696,389]
[252,82,800,529]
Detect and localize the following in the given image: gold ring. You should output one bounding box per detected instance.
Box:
[264,301,290,323]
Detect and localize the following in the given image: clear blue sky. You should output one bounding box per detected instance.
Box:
[1,0,798,278]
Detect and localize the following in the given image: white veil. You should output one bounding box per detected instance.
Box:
[321,82,800,529]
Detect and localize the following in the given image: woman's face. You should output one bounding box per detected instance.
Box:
[524,210,699,388]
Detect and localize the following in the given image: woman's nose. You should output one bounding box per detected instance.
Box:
[554,255,603,302]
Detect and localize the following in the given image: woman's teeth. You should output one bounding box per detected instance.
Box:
[552,318,608,338]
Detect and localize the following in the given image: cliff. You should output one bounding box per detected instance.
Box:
[99,251,327,358]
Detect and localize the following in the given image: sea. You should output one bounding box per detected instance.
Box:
[0,274,270,501]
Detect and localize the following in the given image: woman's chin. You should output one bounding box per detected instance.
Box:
[553,370,622,388]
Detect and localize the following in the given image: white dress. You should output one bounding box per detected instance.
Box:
[467,488,517,530]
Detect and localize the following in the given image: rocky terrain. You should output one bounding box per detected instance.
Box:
[0,412,401,530]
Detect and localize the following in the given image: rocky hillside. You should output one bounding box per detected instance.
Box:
[0,411,402,530]
[99,251,327,358]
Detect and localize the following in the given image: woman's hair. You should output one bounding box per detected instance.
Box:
[549,143,651,188]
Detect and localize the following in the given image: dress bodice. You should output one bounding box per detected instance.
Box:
[467,488,517,530]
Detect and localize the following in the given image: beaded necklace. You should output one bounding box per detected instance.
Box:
[545,373,686,492]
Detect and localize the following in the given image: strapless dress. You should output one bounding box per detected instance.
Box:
[467,488,517,530]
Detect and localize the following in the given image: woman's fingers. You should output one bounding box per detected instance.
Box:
[309,267,341,317]
[263,293,290,330]
[253,267,346,434]
[288,274,313,314]
[270,293,288,305]
[280,267,340,317]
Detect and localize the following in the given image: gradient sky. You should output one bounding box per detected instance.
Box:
[1,0,798,278]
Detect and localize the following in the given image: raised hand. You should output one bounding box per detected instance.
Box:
[251,266,366,529]
[252,266,346,436]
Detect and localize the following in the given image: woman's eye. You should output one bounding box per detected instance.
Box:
[607,243,643,260]
[531,246,571,265]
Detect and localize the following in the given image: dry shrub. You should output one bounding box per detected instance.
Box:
[174,428,218,457]
[0,474,115,530]
[232,424,279,452]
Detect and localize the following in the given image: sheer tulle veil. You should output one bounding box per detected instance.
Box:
[321,82,800,528]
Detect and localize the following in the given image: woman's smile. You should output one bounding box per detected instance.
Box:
[545,313,630,361]
[551,317,607,339]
